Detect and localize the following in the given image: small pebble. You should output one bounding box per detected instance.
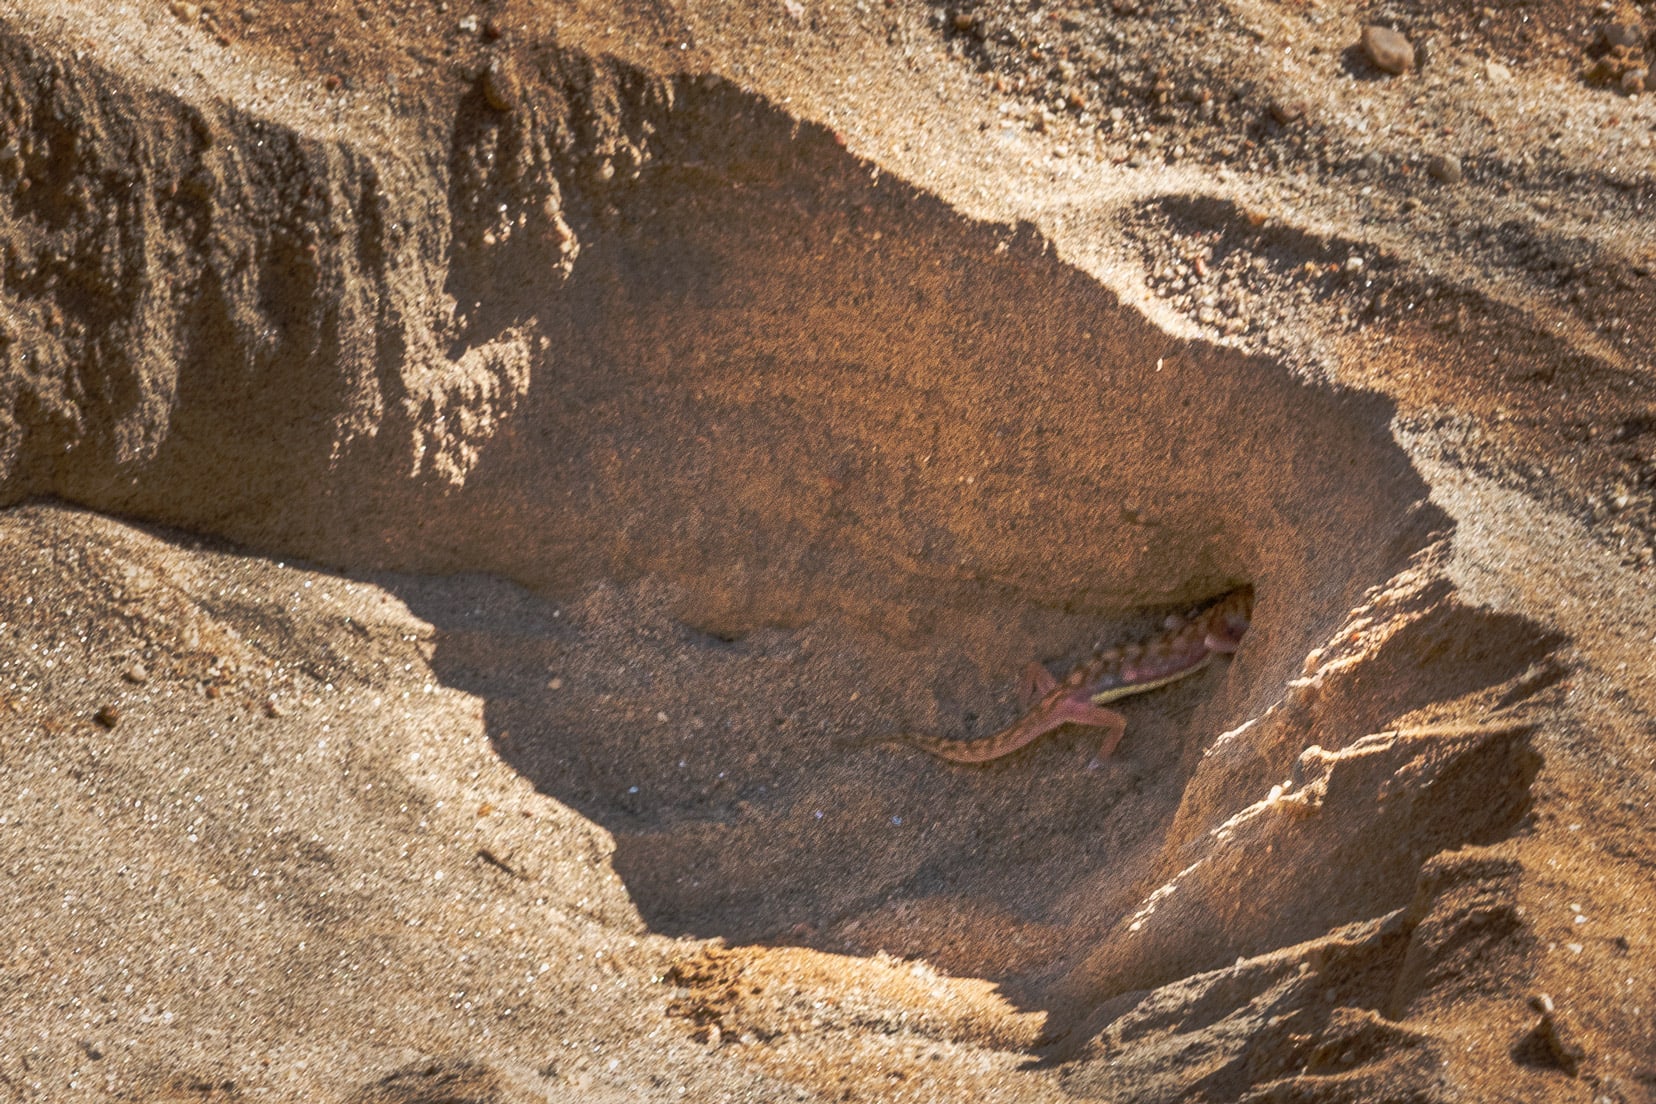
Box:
[1360,25,1415,75]
[94,705,120,729]
[1599,22,1644,50]
[121,661,149,684]
[1425,153,1463,183]
[481,56,518,112]
[1269,99,1305,124]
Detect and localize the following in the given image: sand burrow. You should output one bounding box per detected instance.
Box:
[0,37,1557,1022]
[391,84,1559,1014]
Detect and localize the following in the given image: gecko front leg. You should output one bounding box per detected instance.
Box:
[1019,661,1059,707]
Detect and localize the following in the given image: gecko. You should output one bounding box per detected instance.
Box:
[875,587,1254,768]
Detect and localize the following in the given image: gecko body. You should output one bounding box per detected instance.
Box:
[881,587,1253,767]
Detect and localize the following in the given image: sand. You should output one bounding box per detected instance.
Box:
[0,0,1652,1098]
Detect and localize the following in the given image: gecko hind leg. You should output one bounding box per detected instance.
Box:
[1048,701,1127,770]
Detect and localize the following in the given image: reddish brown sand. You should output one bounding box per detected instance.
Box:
[0,0,1653,1099]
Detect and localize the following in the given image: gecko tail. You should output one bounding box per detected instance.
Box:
[833,730,899,750]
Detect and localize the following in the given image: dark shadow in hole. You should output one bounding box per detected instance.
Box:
[393,571,1263,971]
[391,566,1560,1031]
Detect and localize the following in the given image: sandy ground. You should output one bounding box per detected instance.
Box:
[1,0,1654,1099]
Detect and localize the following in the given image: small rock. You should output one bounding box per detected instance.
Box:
[1622,67,1648,94]
[481,56,519,112]
[1269,98,1306,124]
[1599,21,1645,51]
[121,661,149,684]
[1360,25,1415,75]
[94,705,120,729]
[1425,153,1463,183]
[1486,59,1513,83]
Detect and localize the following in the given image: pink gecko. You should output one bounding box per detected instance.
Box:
[879,587,1253,767]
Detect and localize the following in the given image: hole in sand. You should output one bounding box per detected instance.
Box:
[390,84,1554,1015]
